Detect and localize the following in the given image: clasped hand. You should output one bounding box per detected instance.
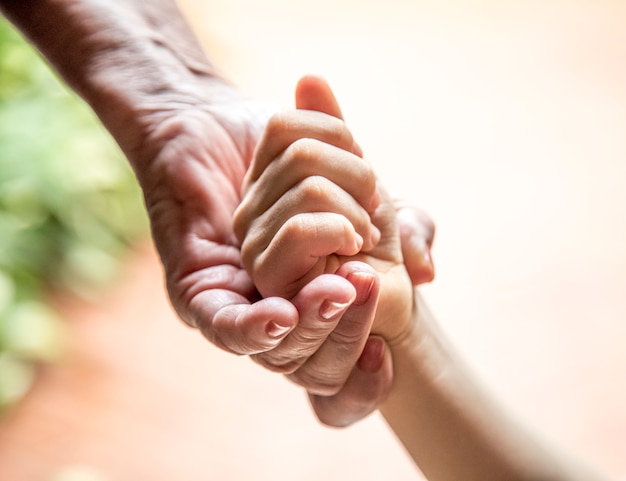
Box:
[141,75,434,426]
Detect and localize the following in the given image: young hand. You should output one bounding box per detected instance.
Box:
[234,77,430,346]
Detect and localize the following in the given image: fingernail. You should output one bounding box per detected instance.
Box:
[348,271,377,306]
[266,321,292,339]
[357,336,385,373]
[319,300,352,320]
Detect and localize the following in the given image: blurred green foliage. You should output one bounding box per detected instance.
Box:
[0,19,148,410]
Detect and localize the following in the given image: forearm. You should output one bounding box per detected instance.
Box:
[0,0,234,169]
[381,292,609,481]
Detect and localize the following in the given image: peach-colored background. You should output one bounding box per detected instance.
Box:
[1,1,625,479]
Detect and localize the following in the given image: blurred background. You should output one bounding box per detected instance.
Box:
[1,0,625,480]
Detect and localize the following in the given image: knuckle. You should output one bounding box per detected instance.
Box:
[282,214,310,238]
[281,210,328,242]
[289,369,344,396]
[265,111,292,136]
[252,351,306,374]
[329,325,368,348]
[297,176,330,204]
[320,115,353,147]
[286,137,317,163]
[289,321,334,346]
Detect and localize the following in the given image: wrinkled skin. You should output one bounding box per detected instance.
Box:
[140,77,434,425]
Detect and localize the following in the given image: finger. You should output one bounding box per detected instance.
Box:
[309,335,393,427]
[295,75,344,119]
[249,174,376,250]
[287,262,380,396]
[238,174,375,252]
[295,74,364,157]
[395,201,436,285]
[239,176,378,290]
[251,274,357,372]
[245,110,358,186]
[246,74,363,187]
[234,139,379,242]
[247,212,360,299]
[186,287,299,355]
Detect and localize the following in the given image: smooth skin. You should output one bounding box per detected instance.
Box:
[235,76,421,348]
[236,79,612,480]
[0,0,434,426]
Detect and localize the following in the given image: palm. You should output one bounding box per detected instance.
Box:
[141,100,273,339]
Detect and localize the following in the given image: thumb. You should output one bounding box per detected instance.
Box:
[395,201,436,285]
[308,335,393,427]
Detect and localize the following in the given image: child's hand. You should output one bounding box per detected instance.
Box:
[234,77,420,345]
[233,108,381,298]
